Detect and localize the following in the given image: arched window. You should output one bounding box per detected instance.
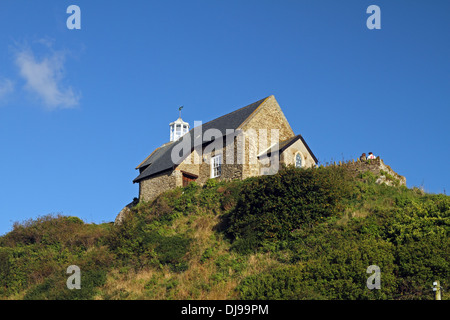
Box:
[295,153,302,168]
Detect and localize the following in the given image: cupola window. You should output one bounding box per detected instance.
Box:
[169,109,189,142]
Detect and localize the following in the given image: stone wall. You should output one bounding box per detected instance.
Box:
[280,139,316,169]
[240,95,296,179]
[240,95,294,142]
[335,158,406,187]
[177,136,244,185]
[139,169,178,202]
[176,147,203,176]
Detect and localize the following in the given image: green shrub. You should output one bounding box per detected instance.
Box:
[144,231,191,272]
[227,165,352,252]
[204,179,218,189]
[238,265,322,300]
[107,214,191,272]
[24,268,108,300]
[0,215,111,298]
[0,215,106,249]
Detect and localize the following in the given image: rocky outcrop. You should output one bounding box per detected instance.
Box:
[336,158,406,187]
[114,198,139,225]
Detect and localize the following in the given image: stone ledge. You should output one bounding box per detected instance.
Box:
[114,197,139,225]
[332,158,406,187]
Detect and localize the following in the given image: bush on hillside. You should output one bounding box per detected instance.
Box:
[106,205,192,272]
[226,165,353,252]
[0,214,111,297]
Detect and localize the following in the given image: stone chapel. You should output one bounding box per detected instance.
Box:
[132,95,318,202]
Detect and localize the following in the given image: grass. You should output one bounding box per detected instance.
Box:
[0,165,449,300]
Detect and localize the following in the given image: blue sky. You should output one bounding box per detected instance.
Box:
[0,0,449,235]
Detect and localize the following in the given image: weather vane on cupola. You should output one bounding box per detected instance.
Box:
[169,106,189,142]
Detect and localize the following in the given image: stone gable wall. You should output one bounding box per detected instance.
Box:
[240,95,295,179]
[280,139,316,168]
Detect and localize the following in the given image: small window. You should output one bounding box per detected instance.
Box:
[211,155,222,178]
[295,153,302,168]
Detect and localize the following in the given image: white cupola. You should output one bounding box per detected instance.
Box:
[169,106,189,142]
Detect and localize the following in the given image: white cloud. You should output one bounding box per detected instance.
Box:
[0,78,14,101]
[14,46,80,110]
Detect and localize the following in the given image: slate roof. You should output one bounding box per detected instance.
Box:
[133,96,269,183]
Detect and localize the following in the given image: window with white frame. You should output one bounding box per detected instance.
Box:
[211,154,222,178]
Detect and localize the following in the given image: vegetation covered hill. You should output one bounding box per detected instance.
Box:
[0,164,449,300]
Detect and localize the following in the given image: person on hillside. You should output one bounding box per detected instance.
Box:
[360,153,367,161]
[367,152,376,160]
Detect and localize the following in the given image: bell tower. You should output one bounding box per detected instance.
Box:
[169,106,189,142]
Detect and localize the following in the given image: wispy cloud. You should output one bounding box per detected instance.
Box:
[0,78,14,101]
[14,44,80,110]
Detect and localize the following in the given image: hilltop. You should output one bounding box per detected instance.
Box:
[0,162,448,300]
